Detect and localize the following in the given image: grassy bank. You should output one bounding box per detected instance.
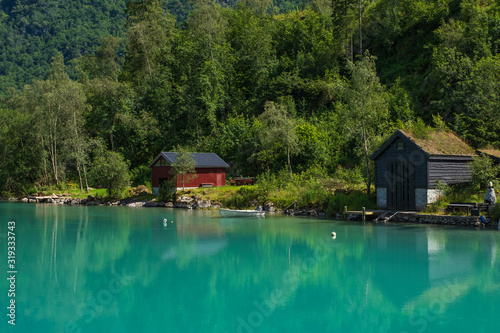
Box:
[177,168,377,215]
[424,184,500,218]
[5,167,378,215]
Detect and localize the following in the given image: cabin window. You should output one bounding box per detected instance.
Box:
[397,142,404,150]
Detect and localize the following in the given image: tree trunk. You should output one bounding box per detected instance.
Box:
[351,30,354,62]
[83,164,90,193]
[287,144,293,176]
[361,120,371,195]
[77,164,83,192]
[42,136,49,184]
[50,130,59,186]
[110,132,115,151]
[359,0,362,55]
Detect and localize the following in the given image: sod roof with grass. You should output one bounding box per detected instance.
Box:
[372,129,476,159]
[477,149,500,158]
[402,129,476,156]
[476,149,500,162]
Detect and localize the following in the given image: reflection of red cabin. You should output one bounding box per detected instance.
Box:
[150,152,229,194]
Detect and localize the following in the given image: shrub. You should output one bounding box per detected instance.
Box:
[332,165,364,189]
[470,154,500,189]
[326,191,376,215]
[158,181,175,202]
[130,165,151,187]
[90,151,130,198]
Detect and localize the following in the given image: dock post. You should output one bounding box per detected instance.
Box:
[362,207,366,222]
[344,206,347,219]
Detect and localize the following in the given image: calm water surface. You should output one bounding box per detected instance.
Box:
[1,202,499,333]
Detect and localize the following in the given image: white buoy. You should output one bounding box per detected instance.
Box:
[331,231,336,239]
[163,218,168,227]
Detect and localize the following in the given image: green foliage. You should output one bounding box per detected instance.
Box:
[469,154,500,189]
[332,165,365,190]
[3,0,500,201]
[130,165,152,187]
[411,118,431,139]
[436,180,452,197]
[424,183,483,214]
[258,99,299,175]
[158,181,176,202]
[0,0,128,94]
[90,151,131,198]
[326,191,376,216]
[488,203,500,220]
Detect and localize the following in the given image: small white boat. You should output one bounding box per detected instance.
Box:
[219,208,265,218]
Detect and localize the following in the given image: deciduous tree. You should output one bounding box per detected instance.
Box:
[90,151,131,197]
[258,99,299,176]
[345,54,389,194]
[170,146,197,190]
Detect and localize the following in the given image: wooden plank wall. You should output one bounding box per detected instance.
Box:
[428,159,473,188]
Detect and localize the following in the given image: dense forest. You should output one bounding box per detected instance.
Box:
[0,0,499,196]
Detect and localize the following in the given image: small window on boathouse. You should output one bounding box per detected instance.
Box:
[397,142,404,150]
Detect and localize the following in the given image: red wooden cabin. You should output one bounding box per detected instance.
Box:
[150,152,229,194]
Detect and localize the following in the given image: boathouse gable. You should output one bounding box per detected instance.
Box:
[372,132,428,189]
[371,130,475,211]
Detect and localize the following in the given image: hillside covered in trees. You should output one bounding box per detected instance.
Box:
[0,0,499,196]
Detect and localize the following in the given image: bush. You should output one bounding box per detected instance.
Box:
[90,151,130,198]
[130,165,151,187]
[326,191,376,215]
[158,181,176,202]
[332,165,364,189]
[470,154,500,189]
[411,118,430,139]
[489,204,500,220]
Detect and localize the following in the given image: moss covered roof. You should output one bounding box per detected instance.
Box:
[402,130,475,156]
[477,149,500,159]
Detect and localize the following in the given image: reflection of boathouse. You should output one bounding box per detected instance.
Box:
[371,130,475,210]
[372,226,476,307]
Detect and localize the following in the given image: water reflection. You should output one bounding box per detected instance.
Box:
[1,202,499,333]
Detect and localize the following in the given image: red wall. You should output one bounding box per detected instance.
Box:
[152,166,226,188]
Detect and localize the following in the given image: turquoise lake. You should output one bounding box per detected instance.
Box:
[1,201,499,333]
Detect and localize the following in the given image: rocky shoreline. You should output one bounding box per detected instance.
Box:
[344,211,499,229]
[8,193,330,217]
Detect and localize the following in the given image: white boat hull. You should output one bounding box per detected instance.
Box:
[219,209,265,218]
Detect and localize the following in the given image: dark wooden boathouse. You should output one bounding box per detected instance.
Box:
[370,130,476,210]
[150,152,229,194]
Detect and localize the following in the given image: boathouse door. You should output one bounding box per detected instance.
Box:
[387,161,415,210]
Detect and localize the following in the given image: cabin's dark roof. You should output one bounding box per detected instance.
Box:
[477,149,500,163]
[149,152,229,168]
[371,129,476,160]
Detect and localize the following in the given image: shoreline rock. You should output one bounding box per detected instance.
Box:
[11,194,327,217]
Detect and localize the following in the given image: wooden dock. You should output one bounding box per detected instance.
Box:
[343,206,386,222]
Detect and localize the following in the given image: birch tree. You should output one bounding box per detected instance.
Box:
[35,54,89,187]
[258,99,299,176]
[346,54,389,194]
